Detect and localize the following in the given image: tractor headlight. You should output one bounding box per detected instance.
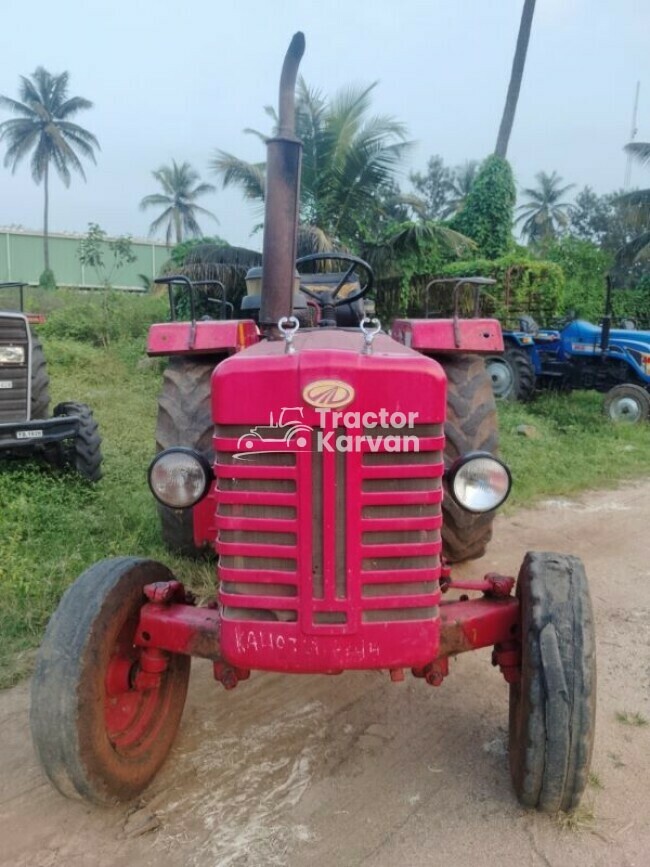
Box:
[148,448,213,509]
[0,345,25,364]
[447,452,512,513]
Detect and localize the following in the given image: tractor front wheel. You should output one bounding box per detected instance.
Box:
[51,401,103,481]
[509,552,596,813]
[31,558,191,804]
[486,348,535,402]
[603,383,650,423]
[435,354,499,562]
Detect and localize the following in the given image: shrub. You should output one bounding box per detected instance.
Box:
[544,237,650,325]
[450,155,516,259]
[41,291,168,347]
[431,254,565,321]
[38,269,56,290]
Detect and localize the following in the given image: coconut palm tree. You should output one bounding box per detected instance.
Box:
[609,142,650,277]
[495,0,537,158]
[516,171,575,244]
[446,160,480,216]
[211,78,413,251]
[0,67,99,278]
[140,160,218,246]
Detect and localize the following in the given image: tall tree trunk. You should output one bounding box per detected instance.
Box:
[495,0,536,159]
[174,210,182,245]
[43,162,50,271]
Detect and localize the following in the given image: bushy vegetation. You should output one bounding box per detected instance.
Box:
[39,290,167,347]
[437,254,564,320]
[450,155,516,259]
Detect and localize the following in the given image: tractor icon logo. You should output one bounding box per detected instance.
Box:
[302,379,355,409]
[236,407,313,452]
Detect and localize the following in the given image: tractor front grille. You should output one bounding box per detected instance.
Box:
[0,315,29,423]
[214,424,443,634]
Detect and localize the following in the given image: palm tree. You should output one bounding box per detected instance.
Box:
[495,0,537,158]
[0,67,99,276]
[140,160,218,246]
[211,78,413,251]
[446,160,479,216]
[610,142,650,277]
[516,171,575,244]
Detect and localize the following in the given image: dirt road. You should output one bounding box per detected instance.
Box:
[1,482,649,867]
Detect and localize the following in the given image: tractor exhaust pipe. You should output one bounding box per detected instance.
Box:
[259,32,305,337]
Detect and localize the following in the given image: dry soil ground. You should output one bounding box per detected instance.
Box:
[1,482,649,867]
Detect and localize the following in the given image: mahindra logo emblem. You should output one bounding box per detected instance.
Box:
[302,379,355,409]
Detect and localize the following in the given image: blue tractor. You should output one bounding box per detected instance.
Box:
[491,276,650,421]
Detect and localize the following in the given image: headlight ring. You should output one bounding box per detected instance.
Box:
[148,447,213,509]
[446,451,512,513]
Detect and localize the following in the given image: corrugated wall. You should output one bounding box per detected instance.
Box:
[0,230,171,290]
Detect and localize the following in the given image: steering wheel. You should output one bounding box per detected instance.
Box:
[295,254,374,324]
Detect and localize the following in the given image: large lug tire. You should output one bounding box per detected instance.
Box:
[436,354,499,562]
[486,348,536,402]
[31,557,191,805]
[30,335,50,419]
[506,347,536,401]
[53,401,103,482]
[509,552,596,813]
[603,383,650,423]
[155,357,216,556]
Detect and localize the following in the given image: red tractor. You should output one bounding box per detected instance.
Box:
[30,34,596,814]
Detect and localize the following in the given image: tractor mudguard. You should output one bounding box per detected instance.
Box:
[391,318,503,354]
[147,319,259,357]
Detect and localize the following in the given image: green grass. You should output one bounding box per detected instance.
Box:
[0,337,212,688]
[499,390,650,507]
[556,803,596,832]
[1,334,649,688]
[588,771,604,790]
[615,710,649,727]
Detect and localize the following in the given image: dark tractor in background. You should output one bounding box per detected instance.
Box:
[0,281,102,480]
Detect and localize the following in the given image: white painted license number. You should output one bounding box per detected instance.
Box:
[16,429,43,440]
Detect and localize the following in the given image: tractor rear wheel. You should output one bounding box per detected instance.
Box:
[155,357,217,556]
[31,558,191,805]
[509,552,596,813]
[603,383,650,423]
[52,401,103,481]
[435,354,499,562]
[30,335,50,419]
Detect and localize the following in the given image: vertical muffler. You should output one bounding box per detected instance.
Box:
[259,32,305,337]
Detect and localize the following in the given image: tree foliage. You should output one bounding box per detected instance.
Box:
[211,78,413,250]
[516,170,575,245]
[409,156,479,220]
[0,66,98,275]
[450,155,516,259]
[437,253,564,321]
[569,186,648,253]
[140,160,217,246]
[77,222,136,288]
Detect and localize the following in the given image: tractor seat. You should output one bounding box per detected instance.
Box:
[518,314,539,335]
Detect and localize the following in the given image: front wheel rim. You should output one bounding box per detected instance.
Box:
[104,617,172,757]
[486,358,514,398]
[609,395,643,422]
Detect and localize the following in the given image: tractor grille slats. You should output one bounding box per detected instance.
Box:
[215,423,443,631]
[0,315,29,423]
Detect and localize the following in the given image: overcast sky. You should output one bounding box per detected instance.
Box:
[1,0,649,250]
